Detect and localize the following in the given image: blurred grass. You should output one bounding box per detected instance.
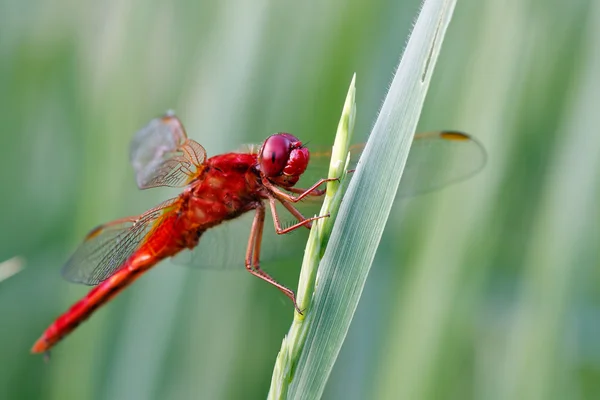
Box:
[1,0,599,399]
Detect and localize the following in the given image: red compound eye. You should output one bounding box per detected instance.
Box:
[259,133,299,177]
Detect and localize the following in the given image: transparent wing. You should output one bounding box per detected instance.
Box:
[61,198,179,285]
[130,113,207,189]
[300,130,486,197]
[397,131,487,196]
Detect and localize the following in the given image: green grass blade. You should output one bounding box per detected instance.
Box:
[286,0,458,398]
[268,74,356,400]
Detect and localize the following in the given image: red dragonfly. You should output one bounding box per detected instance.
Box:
[31,113,485,355]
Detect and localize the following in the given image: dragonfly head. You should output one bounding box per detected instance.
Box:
[258,133,310,187]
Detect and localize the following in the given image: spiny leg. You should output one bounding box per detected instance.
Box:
[245,204,301,313]
[289,170,355,196]
[286,187,325,196]
[250,204,265,269]
[268,197,329,234]
[285,180,334,197]
[262,177,339,203]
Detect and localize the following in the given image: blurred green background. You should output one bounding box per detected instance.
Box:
[1,0,600,399]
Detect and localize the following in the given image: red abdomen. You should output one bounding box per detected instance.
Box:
[31,217,183,354]
[31,251,156,353]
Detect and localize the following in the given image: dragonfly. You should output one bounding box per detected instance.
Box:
[31,112,486,355]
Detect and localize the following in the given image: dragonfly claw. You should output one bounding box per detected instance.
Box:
[294,301,304,315]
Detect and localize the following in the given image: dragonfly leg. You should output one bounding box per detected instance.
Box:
[262,177,339,202]
[268,196,329,233]
[284,179,337,197]
[245,204,302,313]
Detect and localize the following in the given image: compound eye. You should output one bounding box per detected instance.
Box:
[259,134,297,177]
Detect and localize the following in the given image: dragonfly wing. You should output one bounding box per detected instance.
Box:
[61,198,179,285]
[130,113,207,189]
[397,131,486,197]
[301,131,485,197]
